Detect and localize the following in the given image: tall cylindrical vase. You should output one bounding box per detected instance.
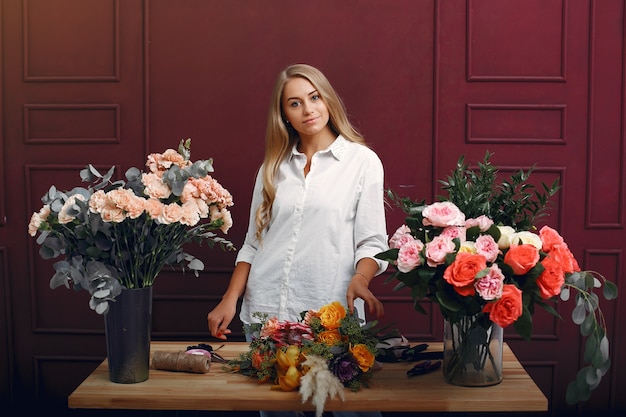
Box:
[443,314,503,387]
[104,286,153,384]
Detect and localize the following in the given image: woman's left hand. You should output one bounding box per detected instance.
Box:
[347,274,385,319]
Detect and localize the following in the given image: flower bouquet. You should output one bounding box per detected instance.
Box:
[227,301,391,417]
[28,138,236,314]
[375,152,618,402]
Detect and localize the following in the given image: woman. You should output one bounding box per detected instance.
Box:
[207,63,388,417]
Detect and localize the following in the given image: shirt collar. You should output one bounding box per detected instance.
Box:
[290,135,347,161]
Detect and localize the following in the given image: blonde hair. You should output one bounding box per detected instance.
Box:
[254,64,366,241]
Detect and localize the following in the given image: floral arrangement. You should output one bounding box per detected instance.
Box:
[375,152,618,403]
[28,139,235,314]
[227,301,388,417]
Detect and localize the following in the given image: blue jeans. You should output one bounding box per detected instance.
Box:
[243,334,382,417]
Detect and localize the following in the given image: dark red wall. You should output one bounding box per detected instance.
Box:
[1,1,624,416]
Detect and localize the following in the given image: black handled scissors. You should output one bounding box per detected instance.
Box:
[186,343,227,363]
[406,360,442,377]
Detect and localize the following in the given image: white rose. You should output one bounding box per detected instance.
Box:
[510,231,543,250]
[497,225,516,249]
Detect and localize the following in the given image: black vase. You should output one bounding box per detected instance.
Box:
[104,286,153,383]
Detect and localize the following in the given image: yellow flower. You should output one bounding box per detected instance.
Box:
[275,345,303,372]
[350,343,375,372]
[318,301,346,330]
[458,241,476,254]
[275,365,302,391]
[273,346,304,391]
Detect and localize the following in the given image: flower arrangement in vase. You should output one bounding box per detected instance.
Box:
[28,138,236,314]
[375,151,618,403]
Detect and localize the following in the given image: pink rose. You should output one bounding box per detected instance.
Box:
[422,202,465,227]
[389,225,414,249]
[474,234,499,263]
[397,238,424,272]
[425,234,456,267]
[441,226,466,242]
[475,264,504,300]
[465,215,494,231]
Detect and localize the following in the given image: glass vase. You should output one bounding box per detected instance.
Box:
[443,314,503,386]
[104,286,153,383]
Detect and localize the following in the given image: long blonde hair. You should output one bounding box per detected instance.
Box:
[255,63,366,242]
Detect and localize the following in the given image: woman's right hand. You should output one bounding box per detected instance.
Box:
[207,299,237,340]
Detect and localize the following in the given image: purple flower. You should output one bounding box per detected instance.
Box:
[328,353,360,384]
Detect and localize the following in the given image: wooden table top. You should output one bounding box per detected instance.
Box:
[68,341,548,412]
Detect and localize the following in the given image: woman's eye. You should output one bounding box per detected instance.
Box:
[311,95,320,101]
[289,101,300,107]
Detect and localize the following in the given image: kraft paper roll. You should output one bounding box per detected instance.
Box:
[152,350,211,374]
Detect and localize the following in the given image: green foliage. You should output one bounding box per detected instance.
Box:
[438,151,560,231]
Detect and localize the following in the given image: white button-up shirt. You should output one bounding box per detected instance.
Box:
[236,135,389,325]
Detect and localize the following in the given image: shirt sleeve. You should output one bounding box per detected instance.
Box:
[234,166,264,266]
[353,150,389,276]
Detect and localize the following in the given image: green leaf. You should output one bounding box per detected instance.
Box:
[580,312,595,336]
[572,303,586,324]
[603,280,619,300]
[513,306,533,341]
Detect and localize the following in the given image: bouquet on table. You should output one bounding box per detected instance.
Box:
[28,138,235,314]
[375,152,618,402]
[227,301,393,417]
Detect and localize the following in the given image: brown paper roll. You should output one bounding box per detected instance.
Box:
[151,351,211,374]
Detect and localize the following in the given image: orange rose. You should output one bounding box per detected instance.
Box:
[318,301,346,330]
[350,343,375,372]
[539,225,564,252]
[317,329,342,346]
[503,244,540,275]
[536,255,565,299]
[547,243,580,274]
[443,252,486,296]
[482,284,523,328]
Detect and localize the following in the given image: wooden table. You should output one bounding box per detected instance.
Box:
[68,341,548,412]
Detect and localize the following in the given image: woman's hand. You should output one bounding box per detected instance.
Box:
[347,273,385,319]
[207,299,237,340]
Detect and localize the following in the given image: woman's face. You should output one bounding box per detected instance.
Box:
[281,77,330,139]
